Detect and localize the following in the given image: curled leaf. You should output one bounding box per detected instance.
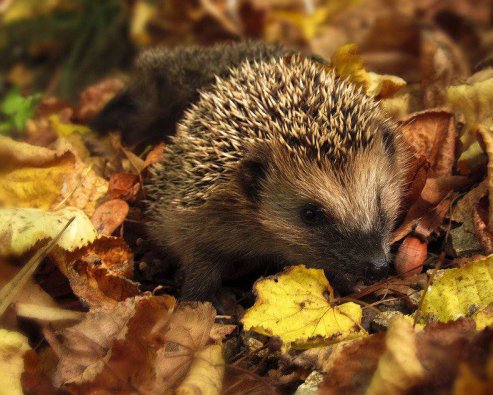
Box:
[331,43,406,98]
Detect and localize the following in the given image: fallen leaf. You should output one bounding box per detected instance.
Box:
[419,254,493,324]
[319,318,493,394]
[49,115,90,137]
[399,110,456,176]
[175,344,224,395]
[51,236,137,308]
[91,199,129,235]
[144,142,165,168]
[0,135,75,209]
[447,69,493,131]
[366,317,425,395]
[331,43,406,98]
[51,138,109,216]
[76,78,124,123]
[242,265,366,351]
[53,296,221,393]
[52,295,166,387]
[0,135,108,215]
[0,207,97,256]
[0,329,31,395]
[153,302,217,392]
[108,173,140,201]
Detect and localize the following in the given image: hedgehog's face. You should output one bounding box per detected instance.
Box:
[238,129,407,292]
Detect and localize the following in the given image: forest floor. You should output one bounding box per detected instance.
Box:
[1,1,493,394]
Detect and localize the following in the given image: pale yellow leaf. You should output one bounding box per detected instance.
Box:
[175,344,225,395]
[367,317,424,395]
[0,329,30,395]
[0,207,97,256]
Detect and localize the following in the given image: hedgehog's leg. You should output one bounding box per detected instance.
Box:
[179,251,223,303]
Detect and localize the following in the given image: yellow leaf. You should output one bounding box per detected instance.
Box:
[273,8,329,40]
[0,136,108,215]
[241,265,365,351]
[457,140,487,175]
[447,73,493,131]
[331,43,406,98]
[49,114,90,137]
[0,135,75,209]
[0,329,30,395]
[0,207,97,256]
[130,0,156,46]
[175,344,225,395]
[419,254,493,324]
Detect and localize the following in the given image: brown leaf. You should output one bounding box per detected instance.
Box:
[76,78,125,123]
[51,236,138,308]
[420,30,469,108]
[52,296,221,393]
[478,125,493,233]
[319,318,493,395]
[144,142,166,168]
[400,110,456,176]
[26,97,74,147]
[152,302,217,393]
[51,295,170,387]
[91,199,129,236]
[472,199,493,254]
[318,334,386,393]
[108,172,141,201]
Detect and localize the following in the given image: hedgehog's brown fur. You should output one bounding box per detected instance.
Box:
[146,54,409,301]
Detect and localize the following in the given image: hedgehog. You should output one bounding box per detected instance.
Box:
[92,42,408,301]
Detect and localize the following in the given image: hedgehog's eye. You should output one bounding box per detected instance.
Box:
[300,203,325,226]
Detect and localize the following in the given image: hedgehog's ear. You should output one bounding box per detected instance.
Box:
[237,145,270,203]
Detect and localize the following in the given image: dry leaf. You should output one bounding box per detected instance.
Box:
[91,199,129,236]
[76,78,124,123]
[331,43,406,98]
[400,110,456,176]
[419,254,493,324]
[0,329,31,395]
[175,344,225,395]
[0,136,75,209]
[108,173,140,201]
[153,302,217,392]
[242,265,365,351]
[52,236,137,308]
[0,207,97,256]
[367,317,424,394]
[447,69,493,131]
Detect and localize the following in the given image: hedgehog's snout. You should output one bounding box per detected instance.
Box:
[365,253,390,281]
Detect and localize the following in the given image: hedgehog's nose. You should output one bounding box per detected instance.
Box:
[367,255,390,281]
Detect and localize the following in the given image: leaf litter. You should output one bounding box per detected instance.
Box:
[2,1,493,394]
